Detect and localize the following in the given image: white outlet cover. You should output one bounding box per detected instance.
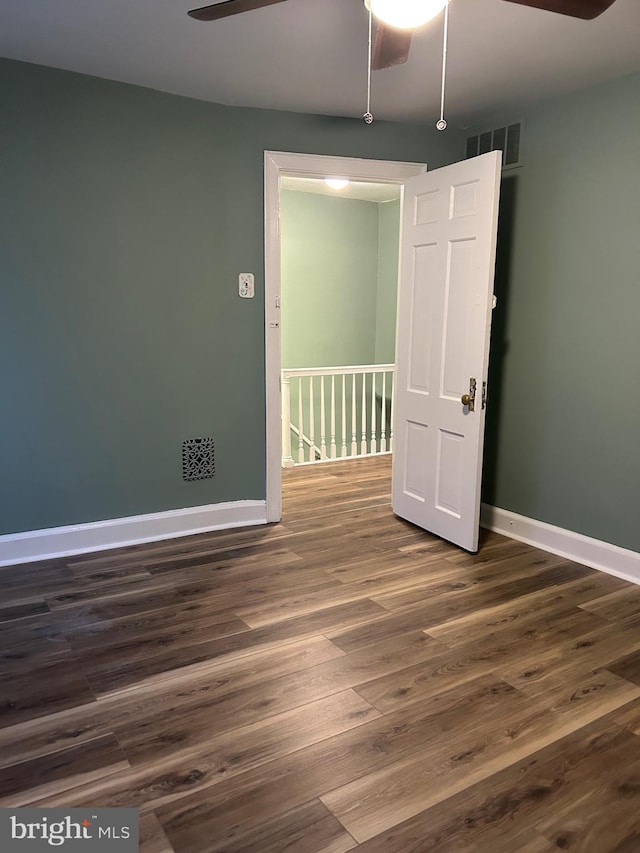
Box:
[239,273,255,298]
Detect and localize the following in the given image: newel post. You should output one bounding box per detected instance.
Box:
[281,372,295,468]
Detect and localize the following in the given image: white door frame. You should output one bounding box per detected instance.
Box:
[264,150,427,522]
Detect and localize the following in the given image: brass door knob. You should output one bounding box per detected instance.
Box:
[461,394,472,406]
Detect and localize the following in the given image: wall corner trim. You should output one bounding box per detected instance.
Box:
[481,503,640,586]
[0,500,268,567]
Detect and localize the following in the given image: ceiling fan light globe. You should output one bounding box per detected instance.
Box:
[364,0,449,30]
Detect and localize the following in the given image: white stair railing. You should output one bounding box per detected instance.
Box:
[281,364,394,467]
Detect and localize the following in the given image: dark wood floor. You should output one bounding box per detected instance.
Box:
[3,457,640,851]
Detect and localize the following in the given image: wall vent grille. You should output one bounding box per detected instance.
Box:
[466,121,523,170]
[182,437,215,482]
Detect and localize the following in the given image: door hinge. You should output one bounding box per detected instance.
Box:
[482,381,487,409]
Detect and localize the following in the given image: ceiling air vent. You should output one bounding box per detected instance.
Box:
[466,121,523,171]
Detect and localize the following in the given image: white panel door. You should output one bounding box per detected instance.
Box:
[392,151,501,552]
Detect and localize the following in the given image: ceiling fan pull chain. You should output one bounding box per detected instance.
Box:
[363,2,374,124]
[436,0,450,131]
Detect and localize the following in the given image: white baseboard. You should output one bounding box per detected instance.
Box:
[481,503,640,586]
[0,500,268,567]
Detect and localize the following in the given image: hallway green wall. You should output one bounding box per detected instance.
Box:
[280,191,379,369]
[280,190,400,370]
[375,200,401,364]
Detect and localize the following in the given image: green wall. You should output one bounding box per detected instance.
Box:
[482,70,640,552]
[0,58,462,535]
[280,190,400,369]
[280,191,379,368]
[375,199,401,363]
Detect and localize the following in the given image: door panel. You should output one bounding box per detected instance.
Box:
[392,152,501,552]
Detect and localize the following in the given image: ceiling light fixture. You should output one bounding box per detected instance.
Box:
[364,0,448,30]
[325,178,350,190]
[362,0,450,132]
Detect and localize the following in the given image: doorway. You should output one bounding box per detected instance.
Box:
[280,175,399,468]
[264,152,427,522]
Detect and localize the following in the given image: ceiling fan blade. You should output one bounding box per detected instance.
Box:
[501,0,616,19]
[372,23,413,70]
[188,0,288,22]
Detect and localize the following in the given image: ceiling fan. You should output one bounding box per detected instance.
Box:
[187,0,618,70]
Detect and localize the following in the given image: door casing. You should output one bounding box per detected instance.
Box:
[264,151,427,522]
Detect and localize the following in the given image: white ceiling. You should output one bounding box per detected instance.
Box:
[281,176,401,202]
[1,0,639,125]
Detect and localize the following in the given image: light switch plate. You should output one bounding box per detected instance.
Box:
[239,273,255,298]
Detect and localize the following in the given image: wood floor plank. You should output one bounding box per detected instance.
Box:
[139,814,175,853]
[324,550,456,584]
[581,585,640,622]
[608,695,640,736]
[0,663,96,729]
[0,734,129,807]
[32,690,381,814]
[0,637,74,675]
[118,678,379,770]
[442,538,541,567]
[49,555,322,622]
[44,572,156,610]
[85,598,387,696]
[371,558,589,615]
[354,606,606,714]
[0,635,345,768]
[607,647,640,686]
[535,784,640,851]
[322,669,640,842]
[0,611,68,647]
[499,617,640,695]
[398,535,480,557]
[485,832,560,853]
[113,632,442,762]
[67,526,292,573]
[282,495,391,527]
[154,675,520,849]
[0,566,70,598]
[0,600,50,623]
[233,573,412,629]
[71,614,252,675]
[201,799,357,853]
[62,603,250,650]
[352,718,638,852]
[325,604,444,654]
[427,573,619,648]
